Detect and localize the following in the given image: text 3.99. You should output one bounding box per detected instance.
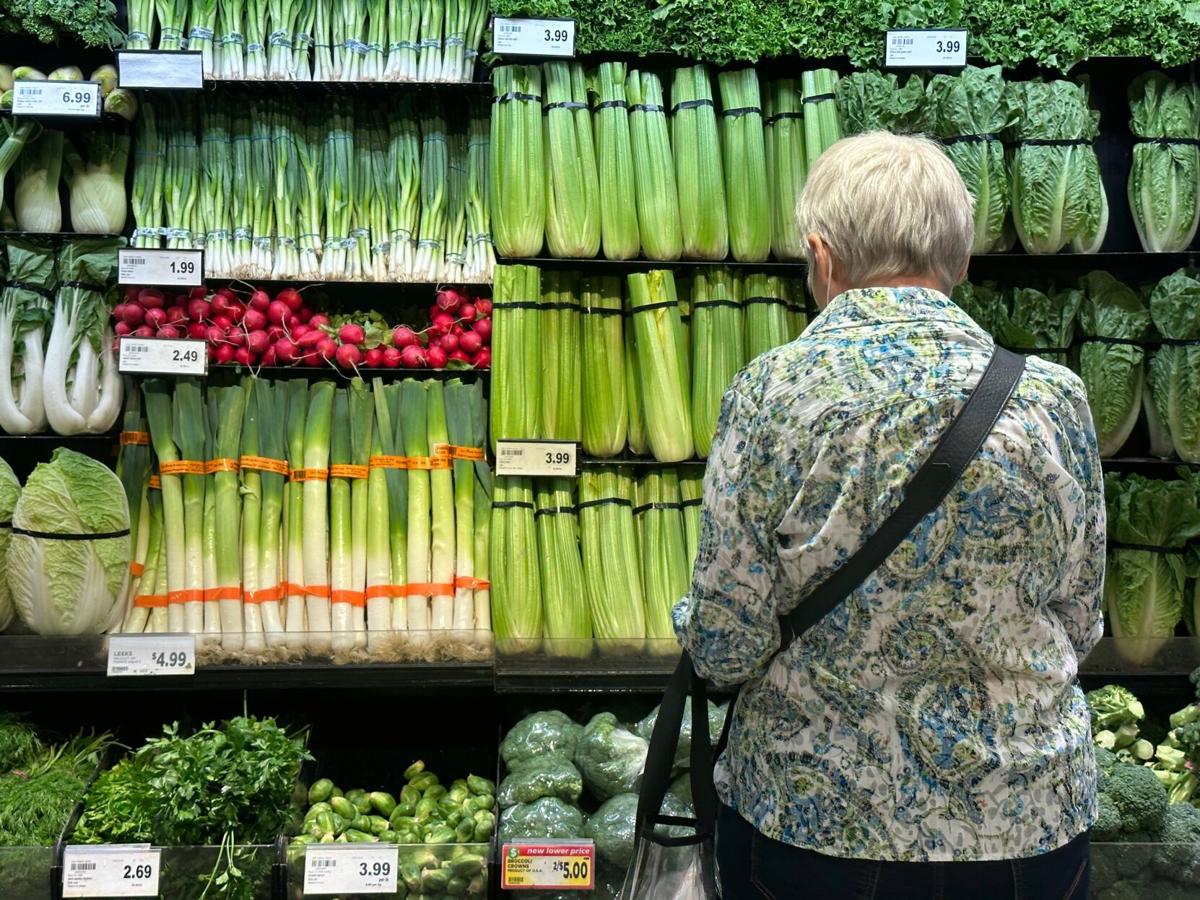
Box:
[544,28,569,42]
[545,451,572,465]
[359,861,390,877]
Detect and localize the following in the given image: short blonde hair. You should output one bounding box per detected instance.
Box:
[796,131,974,290]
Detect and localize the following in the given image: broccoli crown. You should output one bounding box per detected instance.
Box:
[1093,794,1122,842]
[1087,685,1146,733]
[1100,762,1169,835]
[1094,745,1119,774]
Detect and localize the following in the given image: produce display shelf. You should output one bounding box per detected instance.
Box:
[200,275,493,287]
[0,431,117,442]
[202,77,491,89]
[207,364,489,381]
[580,455,706,468]
[499,255,808,275]
[0,230,124,241]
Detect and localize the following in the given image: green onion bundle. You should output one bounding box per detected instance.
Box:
[592,62,640,260]
[491,265,542,448]
[491,66,546,258]
[491,475,542,651]
[540,270,582,441]
[744,273,793,360]
[579,467,645,651]
[719,69,771,263]
[691,268,744,458]
[628,70,683,261]
[543,62,601,259]
[765,80,807,261]
[636,469,688,647]
[801,69,842,165]
[672,64,728,260]
[536,478,591,657]
[131,101,164,248]
[413,110,448,281]
[628,270,693,463]
[581,276,628,458]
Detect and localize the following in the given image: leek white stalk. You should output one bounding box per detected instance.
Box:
[142,383,186,634]
[468,381,491,638]
[383,383,409,630]
[254,379,288,646]
[173,379,208,635]
[366,379,394,646]
[329,387,354,651]
[427,381,455,632]
[210,386,246,650]
[283,379,309,648]
[348,380,373,648]
[303,382,335,652]
[444,379,475,634]
[402,379,431,640]
[240,378,266,653]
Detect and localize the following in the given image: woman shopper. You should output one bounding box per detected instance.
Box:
[673,131,1104,900]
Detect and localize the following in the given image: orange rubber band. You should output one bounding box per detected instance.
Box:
[289,468,329,482]
[167,588,204,604]
[160,460,206,476]
[203,586,241,601]
[130,561,145,577]
[454,576,491,590]
[305,584,331,598]
[332,589,366,607]
[283,582,307,597]
[404,582,455,596]
[240,455,289,475]
[148,475,162,490]
[330,464,370,479]
[364,584,399,600]
[370,455,410,470]
[205,458,240,474]
[245,584,283,604]
[134,594,168,608]
[120,430,151,446]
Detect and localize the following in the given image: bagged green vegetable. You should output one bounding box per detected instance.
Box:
[634,699,727,770]
[574,712,649,800]
[498,797,584,842]
[500,711,583,771]
[498,757,584,808]
[583,791,694,869]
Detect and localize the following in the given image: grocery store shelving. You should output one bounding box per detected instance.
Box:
[206,364,489,381]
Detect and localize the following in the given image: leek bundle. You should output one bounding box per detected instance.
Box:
[302,382,335,652]
[426,380,456,633]
[491,66,546,257]
[172,378,207,635]
[672,64,728,260]
[628,70,683,261]
[491,476,542,650]
[719,69,770,262]
[637,469,689,645]
[117,387,153,634]
[283,379,309,648]
[765,80,807,261]
[536,479,590,656]
[579,467,644,651]
[243,378,286,649]
[445,379,480,634]
[468,381,492,636]
[540,270,582,441]
[329,385,357,651]
[208,385,245,650]
[401,379,432,639]
[691,269,744,458]
[366,379,398,643]
[142,383,186,635]
[491,265,542,448]
[744,273,793,360]
[680,471,703,574]
[628,271,693,462]
[801,69,842,165]
[544,62,601,258]
[581,276,628,458]
[593,62,640,260]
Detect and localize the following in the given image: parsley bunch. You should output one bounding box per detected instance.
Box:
[0,0,122,48]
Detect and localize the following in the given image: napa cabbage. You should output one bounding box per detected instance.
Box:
[1104,473,1200,665]
[8,448,129,635]
[1128,72,1200,253]
[0,458,20,630]
[1147,269,1200,462]
[1006,79,1108,254]
[1077,272,1153,457]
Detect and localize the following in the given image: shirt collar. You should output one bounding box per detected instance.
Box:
[808,286,986,339]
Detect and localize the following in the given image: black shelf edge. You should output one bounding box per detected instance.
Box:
[580,456,705,468]
[200,276,492,288]
[202,78,491,89]
[206,364,489,381]
[1101,457,1200,470]
[0,431,118,441]
[499,256,807,274]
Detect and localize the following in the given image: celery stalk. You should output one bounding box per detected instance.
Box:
[592,62,640,260]
[491,265,542,448]
[627,271,694,462]
[719,69,771,262]
[490,66,546,257]
[537,478,590,657]
[540,270,582,441]
[744,274,793,360]
[543,61,601,258]
[579,467,644,651]
[637,469,689,648]
[426,380,455,632]
[624,290,647,456]
[802,69,843,165]
[628,70,682,260]
[491,476,541,651]
[692,268,745,457]
[765,80,808,261]
[672,65,728,260]
[680,471,703,574]
[581,276,627,457]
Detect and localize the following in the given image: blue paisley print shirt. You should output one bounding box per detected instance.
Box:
[673,286,1104,863]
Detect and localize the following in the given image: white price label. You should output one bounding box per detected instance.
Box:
[119,337,208,376]
[493,17,576,57]
[495,440,577,477]
[107,634,196,676]
[117,50,204,89]
[303,844,399,895]
[501,841,595,891]
[118,248,204,287]
[63,845,161,897]
[11,80,101,117]
[885,29,968,67]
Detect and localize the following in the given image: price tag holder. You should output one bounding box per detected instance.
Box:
[118,248,204,287]
[11,80,102,118]
[501,841,595,891]
[495,440,577,477]
[63,844,162,898]
[303,844,399,895]
[885,29,968,68]
[117,50,204,89]
[107,634,196,677]
[493,17,576,57]
[119,337,208,377]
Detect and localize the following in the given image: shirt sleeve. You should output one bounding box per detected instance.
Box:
[673,385,784,688]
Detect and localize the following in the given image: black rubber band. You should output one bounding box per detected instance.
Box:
[583,306,623,316]
[692,299,741,310]
[1079,337,1146,348]
[2,280,55,300]
[492,301,544,310]
[630,103,665,114]
[544,101,588,111]
[61,280,109,293]
[802,93,835,104]
[595,100,628,111]
[680,498,703,508]
[537,302,581,312]
[765,111,804,125]
[630,300,680,314]
[721,106,762,118]
[12,526,130,541]
[1018,138,1092,147]
[535,505,578,518]
[492,500,535,511]
[672,98,714,114]
[1109,540,1189,555]
[1136,137,1200,146]
[1005,346,1072,355]
[941,133,1000,145]
[0,520,11,528]
[577,497,633,511]
[633,501,683,515]
[493,91,542,104]
[743,296,788,307]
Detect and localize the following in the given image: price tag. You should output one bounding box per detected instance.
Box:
[119,337,208,376]
[493,17,576,57]
[885,29,968,68]
[63,845,161,897]
[495,440,577,477]
[501,841,595,891]
[11,80,101,117]
[107,634,196,677]
[117,50,204,89]
[303,844,399,895]
[118,248,204,287]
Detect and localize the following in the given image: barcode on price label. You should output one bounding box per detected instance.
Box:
[304,844,398,894]
[70,862,98,871]
[63,845,161,898]
[107,634,196,677]
[885,29,968,67]
[492,16,576,57]
[12,80,102,117]
[118,247,204,287]
[495,440,577,477]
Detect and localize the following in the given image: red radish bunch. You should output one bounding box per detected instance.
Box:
[112,285,492,371]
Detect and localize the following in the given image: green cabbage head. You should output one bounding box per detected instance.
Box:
[8,448,128,634]
[0,458,20,630]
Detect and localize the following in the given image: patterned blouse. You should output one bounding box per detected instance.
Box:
[673,286,1105,863]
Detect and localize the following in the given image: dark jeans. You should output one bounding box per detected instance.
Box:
[715,804,1090,900]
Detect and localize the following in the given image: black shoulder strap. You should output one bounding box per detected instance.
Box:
[778,346,1026,650]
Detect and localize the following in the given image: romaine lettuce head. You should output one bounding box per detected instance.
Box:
[8,448,128,634]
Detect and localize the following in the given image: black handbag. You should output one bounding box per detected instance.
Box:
[620,347,1026,900]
